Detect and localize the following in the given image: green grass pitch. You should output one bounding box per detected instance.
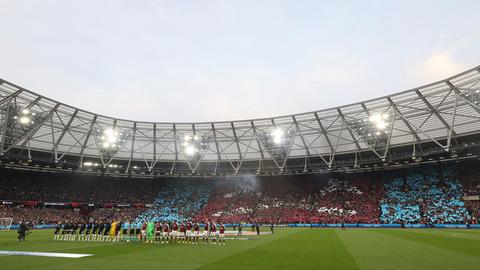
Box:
[0,228,479,270]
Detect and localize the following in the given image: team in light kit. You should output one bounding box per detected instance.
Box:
[53,220,227,245]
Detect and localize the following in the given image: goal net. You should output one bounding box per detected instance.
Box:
[0,218,13,230]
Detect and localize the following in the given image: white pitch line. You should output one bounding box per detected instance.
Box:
[0,241,124,258]
[0,251,93,258]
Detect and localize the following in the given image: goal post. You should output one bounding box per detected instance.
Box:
[0,218,13,230]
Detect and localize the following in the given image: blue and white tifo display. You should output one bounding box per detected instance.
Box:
[0,160,480,229]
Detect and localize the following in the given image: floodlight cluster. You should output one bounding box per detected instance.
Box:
[260,128,292,147]
[348,112,391,149]
[368,113,389,132]
[1,105,48,151]
[180,134,209,157]
[258,128,294,163]
[464,89,480,104]
[13,109,36,126]
[271,129,285,145]
[96,128,128,150]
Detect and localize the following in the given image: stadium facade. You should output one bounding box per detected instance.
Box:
[0,66,480,177]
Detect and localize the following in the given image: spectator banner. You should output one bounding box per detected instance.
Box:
[404,224,427,228]
[23,201,38,206]
[70,202,81,207]
[43,202,66,206]
[433,224,467,229]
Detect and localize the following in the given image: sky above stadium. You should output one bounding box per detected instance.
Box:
[0,1,479,122]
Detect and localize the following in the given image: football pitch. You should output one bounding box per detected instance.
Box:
[0,228,479,270]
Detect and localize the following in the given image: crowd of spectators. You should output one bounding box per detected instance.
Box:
[458,167,480,223]
[0,206,82,224]
[135,180,212,223]
[195,174,382,224]
[380,166,467,224]
[0,205,143,225]
[88,208,143,223]
[0,169,161,203]
[1,161,480,225]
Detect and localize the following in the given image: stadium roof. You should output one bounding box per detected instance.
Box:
[1,66,480,176]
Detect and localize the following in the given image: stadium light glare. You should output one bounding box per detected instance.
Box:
[179,134,210,158]
[185,145,196,156]
[96,128,128,151]
[369,113,389,130]
[16,108,36,125]
[19,116,31,125]
[83,162,100,167]
[104,129,119,143]
[271,128,284,145]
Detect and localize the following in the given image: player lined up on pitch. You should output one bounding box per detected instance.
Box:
[53,219,227,245]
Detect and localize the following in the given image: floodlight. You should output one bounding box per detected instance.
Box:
[185,145,196,156]
[369,113,389,130]
[369,114,382,123]
[376,121,387,130]
[271,128,284,145]
[96,128,128,151]
[19,116,31,125]
[178,134,210,159]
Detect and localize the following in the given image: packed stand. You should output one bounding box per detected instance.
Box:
[196,174,382,224]
[2,161,480,226]
[380,165,467,224]
[0,169,160,203]
[135,180,212,223]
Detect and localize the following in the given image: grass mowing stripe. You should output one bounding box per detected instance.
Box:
[191,228,306,270]
[400,229,480,240]
[196,229,360,270]
[374,229,480,258]
[0,229,300,270]
[2,229,480,270]
[337,229,480,270]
